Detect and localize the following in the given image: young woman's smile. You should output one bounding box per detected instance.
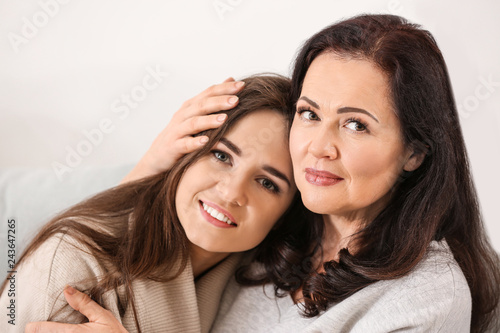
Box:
[199,200,237,227]
[176,109,297,255]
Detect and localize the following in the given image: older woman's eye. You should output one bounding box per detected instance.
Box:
[297,108,320,121]
[345,118,368,132]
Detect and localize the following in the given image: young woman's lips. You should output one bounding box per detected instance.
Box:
[199,200,237,228]
[304,168,343,186]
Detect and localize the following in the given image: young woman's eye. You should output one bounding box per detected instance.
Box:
[258,178,280,193]
[345,118,368,132]
[297,108,320,121]
[212,150,231,163]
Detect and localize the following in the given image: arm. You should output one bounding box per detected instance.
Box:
[0,234,122,332]
[121,78,245,184]
[26,286,128,333]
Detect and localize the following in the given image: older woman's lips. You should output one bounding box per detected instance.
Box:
[305,168,343,186]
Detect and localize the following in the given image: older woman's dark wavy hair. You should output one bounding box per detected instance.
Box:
[241,14,500,332]
[0,73,309,333]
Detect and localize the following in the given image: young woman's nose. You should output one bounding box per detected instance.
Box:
[308,126,339,160]
[215,173,249,207]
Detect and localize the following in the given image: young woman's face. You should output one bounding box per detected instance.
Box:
[290,53,421,222]
[176,109,297,254]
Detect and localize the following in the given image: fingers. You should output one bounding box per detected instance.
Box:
[24,287,128,333]
[173,113,228,153]
[188,95,239,116]
[180,95,239,120]
[185,113,227,134]
[179,78,244,119]
[24,286,125,333]
[199,80,245,100]
[174,136,210,154]
[25,321,90,333]
[63,285,111,323]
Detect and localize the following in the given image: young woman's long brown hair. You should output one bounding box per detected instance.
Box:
[239,14,500,332]
[0,74,312,332]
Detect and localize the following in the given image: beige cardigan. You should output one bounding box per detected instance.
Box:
[0,233,242,333]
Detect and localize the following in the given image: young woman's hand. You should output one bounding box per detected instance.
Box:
[25,286,128,333]
[121,77,245,184]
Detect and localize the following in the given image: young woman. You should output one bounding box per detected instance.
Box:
[0,74,309,333]
[26,14,500,333]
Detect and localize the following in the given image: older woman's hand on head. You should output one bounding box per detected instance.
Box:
[25,286,128,333]
[121,77,245,184]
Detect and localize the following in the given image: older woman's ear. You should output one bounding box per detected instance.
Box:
[403,149,426,172]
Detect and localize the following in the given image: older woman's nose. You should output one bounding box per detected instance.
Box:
[308,127,339,160]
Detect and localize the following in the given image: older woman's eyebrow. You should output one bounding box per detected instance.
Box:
[337,107,379,123]
[220,138,241,156]
[299,96,379,123]
[263,166,291,188]
[298,96,320,109]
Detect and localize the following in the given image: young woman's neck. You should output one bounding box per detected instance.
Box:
[189,244,230,278]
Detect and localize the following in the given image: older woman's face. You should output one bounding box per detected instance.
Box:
[290,53,421,222]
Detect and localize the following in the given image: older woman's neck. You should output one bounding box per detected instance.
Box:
[321,213,369,261]
[321,197,391,260]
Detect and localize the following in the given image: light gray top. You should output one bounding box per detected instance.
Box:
[211,240,471,333]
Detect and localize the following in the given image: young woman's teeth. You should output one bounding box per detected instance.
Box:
[202,203,233,225]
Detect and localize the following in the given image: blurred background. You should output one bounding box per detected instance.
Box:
[0,0,499,251]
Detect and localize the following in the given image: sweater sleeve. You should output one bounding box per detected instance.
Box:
[0,233,122,332]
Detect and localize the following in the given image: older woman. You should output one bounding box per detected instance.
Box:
[213,15,500,333]
[27,14,500,333]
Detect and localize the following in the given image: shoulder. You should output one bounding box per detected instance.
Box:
[378,240,471,330]
[1,232,109,328]
[404,240,471,308]
[25,231,107,287]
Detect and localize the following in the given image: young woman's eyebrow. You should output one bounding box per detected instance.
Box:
[263,165,291,189]
[299,96,379,123]
[220,138,241,156]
